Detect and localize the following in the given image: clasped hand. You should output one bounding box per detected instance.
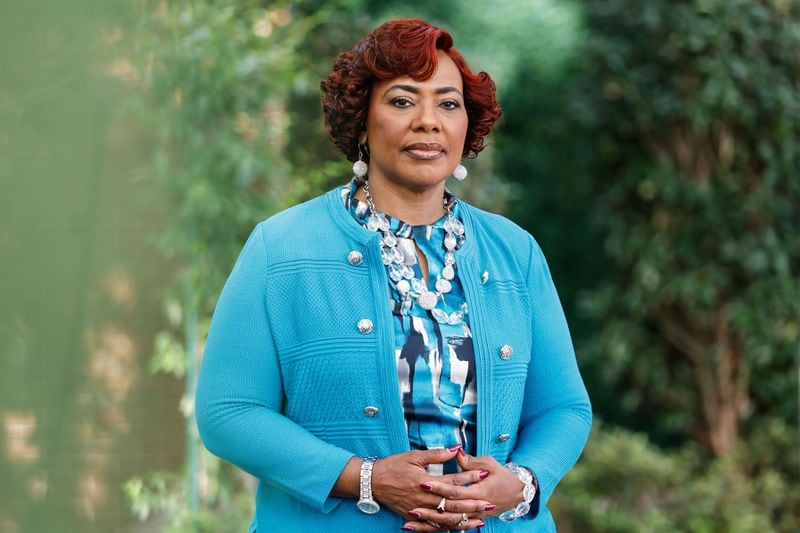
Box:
[371,446,525,531]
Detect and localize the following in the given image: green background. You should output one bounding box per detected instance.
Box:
[1,1,797,531]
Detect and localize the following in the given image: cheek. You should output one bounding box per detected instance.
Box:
[454,119,469,152]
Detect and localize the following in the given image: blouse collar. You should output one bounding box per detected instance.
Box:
[342,178,460,239]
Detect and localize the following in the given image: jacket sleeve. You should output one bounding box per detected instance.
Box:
[508,235,592,511]
[195,223,355,513]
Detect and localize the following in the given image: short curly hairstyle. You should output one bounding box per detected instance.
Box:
[321,18,501,163]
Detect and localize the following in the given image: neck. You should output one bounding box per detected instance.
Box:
[355,178,446,225]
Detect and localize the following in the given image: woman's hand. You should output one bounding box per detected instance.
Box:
[401,451,525,531]
[370,447,492,530]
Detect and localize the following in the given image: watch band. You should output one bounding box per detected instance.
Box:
[356,456,380,514]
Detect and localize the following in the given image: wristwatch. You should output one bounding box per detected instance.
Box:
[356,456,380,514]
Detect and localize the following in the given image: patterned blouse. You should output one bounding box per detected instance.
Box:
[342,180,478,475]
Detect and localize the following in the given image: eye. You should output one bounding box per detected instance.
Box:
[390,96,414,108]
[440,100,461,111]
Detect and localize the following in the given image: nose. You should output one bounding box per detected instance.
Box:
[412,99,441,132]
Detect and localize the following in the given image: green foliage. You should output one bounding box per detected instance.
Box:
[123,457,254,532]
[123,0,800,528]
[571,0,799,448]
[551,422,800,532]
[149,331,187,378]
[129,0,311,311]
[500,0,800,446]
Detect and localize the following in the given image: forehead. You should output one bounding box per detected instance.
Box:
[375,50,463,93]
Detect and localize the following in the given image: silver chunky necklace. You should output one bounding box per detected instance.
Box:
[362,180,467,325]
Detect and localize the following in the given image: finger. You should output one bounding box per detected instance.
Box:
[403,520,486,532]
[411,445,462,467]
[455,452,500,472]
[409,498,493,517]
[439,469,488,486]
[404,509,487,531]
[401,521,446,532]
[404,517,486,531]
[420,480,483,500]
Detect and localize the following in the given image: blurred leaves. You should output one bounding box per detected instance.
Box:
[552,421,800,532]
[553,0,798,453]
[119,0,800,530]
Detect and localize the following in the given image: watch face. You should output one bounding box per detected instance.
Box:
[357,500,380,514]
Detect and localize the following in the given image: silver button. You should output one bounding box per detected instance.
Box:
[496,433,511,443]
[482,270,490,284]
[357,318,374,334]
[364,406,379,417]
[348,250,363,266]
[500,344,513,360]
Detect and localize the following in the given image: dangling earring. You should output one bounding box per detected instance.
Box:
[453,163,467,181]
[353,144,368,178]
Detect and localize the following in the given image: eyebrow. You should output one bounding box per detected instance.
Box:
[382,83,463,97]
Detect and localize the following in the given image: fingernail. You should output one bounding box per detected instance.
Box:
[447,444,462,452]
[401,527,415,531]
[457,447,466,456]
[420,482,433,490]
[408,510,421,518]
[479,470,489,479]
[484,504,496,511]
[477,522,486,528]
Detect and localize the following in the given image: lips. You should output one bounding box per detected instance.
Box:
[404,142,445,160]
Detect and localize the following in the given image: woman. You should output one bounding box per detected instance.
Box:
[196,18,591,532]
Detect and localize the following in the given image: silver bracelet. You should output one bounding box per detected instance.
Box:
[498,463,536,522]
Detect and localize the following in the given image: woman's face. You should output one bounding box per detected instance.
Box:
[362,50,468,194]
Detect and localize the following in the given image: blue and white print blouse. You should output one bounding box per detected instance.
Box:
[343,180,478,474]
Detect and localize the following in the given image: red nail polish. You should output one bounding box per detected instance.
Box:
[448,444,462,452]
[479,470,489,479]
[484,504,496,511]
[457,447,466,456]
[408,510,421,518]
[401,527,415,531]
[420,482,433,490]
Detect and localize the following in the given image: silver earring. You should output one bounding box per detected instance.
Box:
[353,144,368,178]
[453,163,467,181]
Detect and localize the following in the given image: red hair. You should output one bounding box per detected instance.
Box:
[321,18,501,163]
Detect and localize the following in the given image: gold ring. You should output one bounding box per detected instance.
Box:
[436,496,447,512]
[457,512,468,526]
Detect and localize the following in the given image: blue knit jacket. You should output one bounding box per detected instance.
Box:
[195,187,592,532]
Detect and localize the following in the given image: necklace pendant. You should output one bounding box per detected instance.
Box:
[391,246,404,264]
[366,215,381,232]
[418,290,438,310]
[377,215,390,232]
[435,278,452,294]
[401,265,415,279]
[382,232,397,247]
[442,264,455,280]
[444,233,457,251]
[396,279,411,295]
[388,263,404,282]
